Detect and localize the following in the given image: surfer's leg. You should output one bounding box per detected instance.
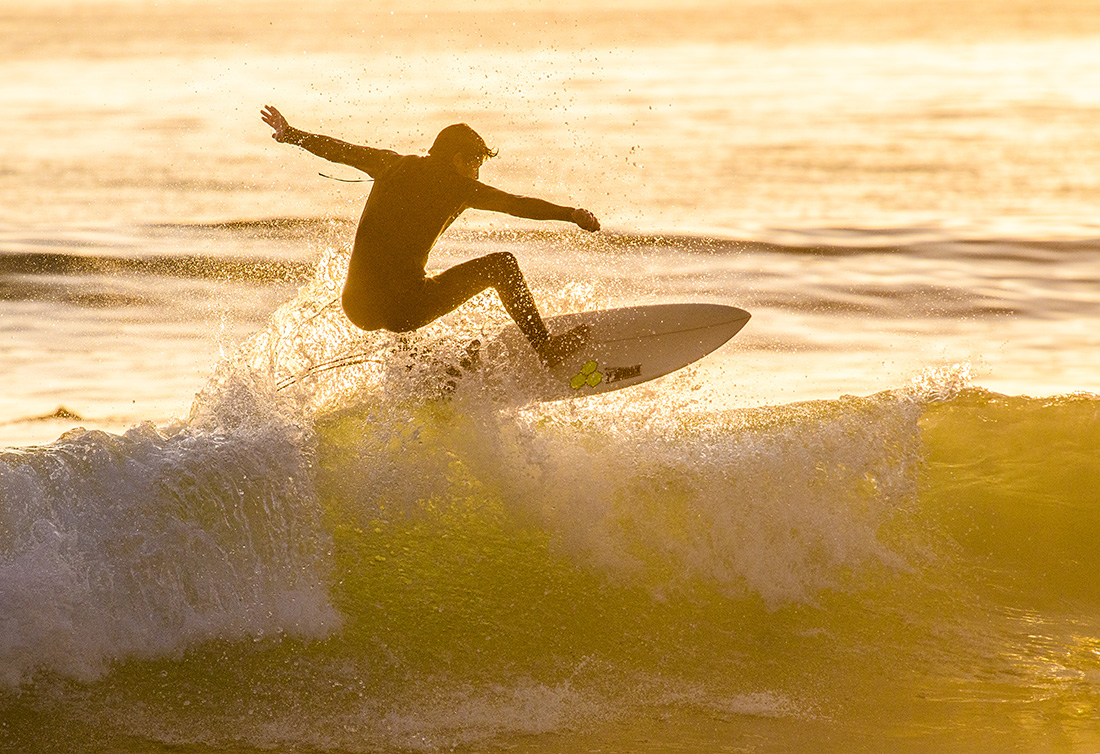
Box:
[416,252,587,366]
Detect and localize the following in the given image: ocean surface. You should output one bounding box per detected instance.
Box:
[2,0,1100,751]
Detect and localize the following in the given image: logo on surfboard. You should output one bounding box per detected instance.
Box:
[569,361,642,390]
[570,361,603,389]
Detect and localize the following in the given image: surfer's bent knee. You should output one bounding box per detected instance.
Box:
[493,251,519,270]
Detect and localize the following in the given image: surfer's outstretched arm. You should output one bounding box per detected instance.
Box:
[469,185,601,232]
[261,105,398,176]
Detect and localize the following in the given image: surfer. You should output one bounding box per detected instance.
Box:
[260,105,601,367]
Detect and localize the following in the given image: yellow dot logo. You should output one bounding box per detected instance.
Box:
[570,360,603,390]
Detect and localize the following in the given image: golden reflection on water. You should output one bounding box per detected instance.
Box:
[5,0,1100,59]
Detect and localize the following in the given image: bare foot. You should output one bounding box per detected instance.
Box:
[540,324,589,368]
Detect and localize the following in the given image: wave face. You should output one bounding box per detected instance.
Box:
[2,246,1100,753]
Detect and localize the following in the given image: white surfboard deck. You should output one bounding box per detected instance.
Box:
[481,303,750,403]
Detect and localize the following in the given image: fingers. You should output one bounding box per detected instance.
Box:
[260,105,283,126]
[261,105,288,141]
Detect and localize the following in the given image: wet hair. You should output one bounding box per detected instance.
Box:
[428,123,497,164]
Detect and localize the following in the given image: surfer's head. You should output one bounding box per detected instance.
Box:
[429,123,497,179]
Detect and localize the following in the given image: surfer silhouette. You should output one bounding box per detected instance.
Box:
[261,105,600,367]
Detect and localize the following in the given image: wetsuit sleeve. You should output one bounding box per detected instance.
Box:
[284,128,401,178]
[466,182,575,222]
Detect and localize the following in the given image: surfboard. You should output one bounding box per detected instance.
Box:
[480,303,750,403]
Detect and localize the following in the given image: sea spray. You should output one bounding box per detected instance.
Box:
[425,387,927,605]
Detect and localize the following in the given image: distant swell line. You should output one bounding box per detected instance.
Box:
[3,219,1099,284]
[0,251,312,283]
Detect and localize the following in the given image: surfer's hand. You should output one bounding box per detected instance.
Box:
[572,208,600,232]
[261,105,292,143]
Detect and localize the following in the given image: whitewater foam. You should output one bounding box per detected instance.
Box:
[0,419,339,687]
